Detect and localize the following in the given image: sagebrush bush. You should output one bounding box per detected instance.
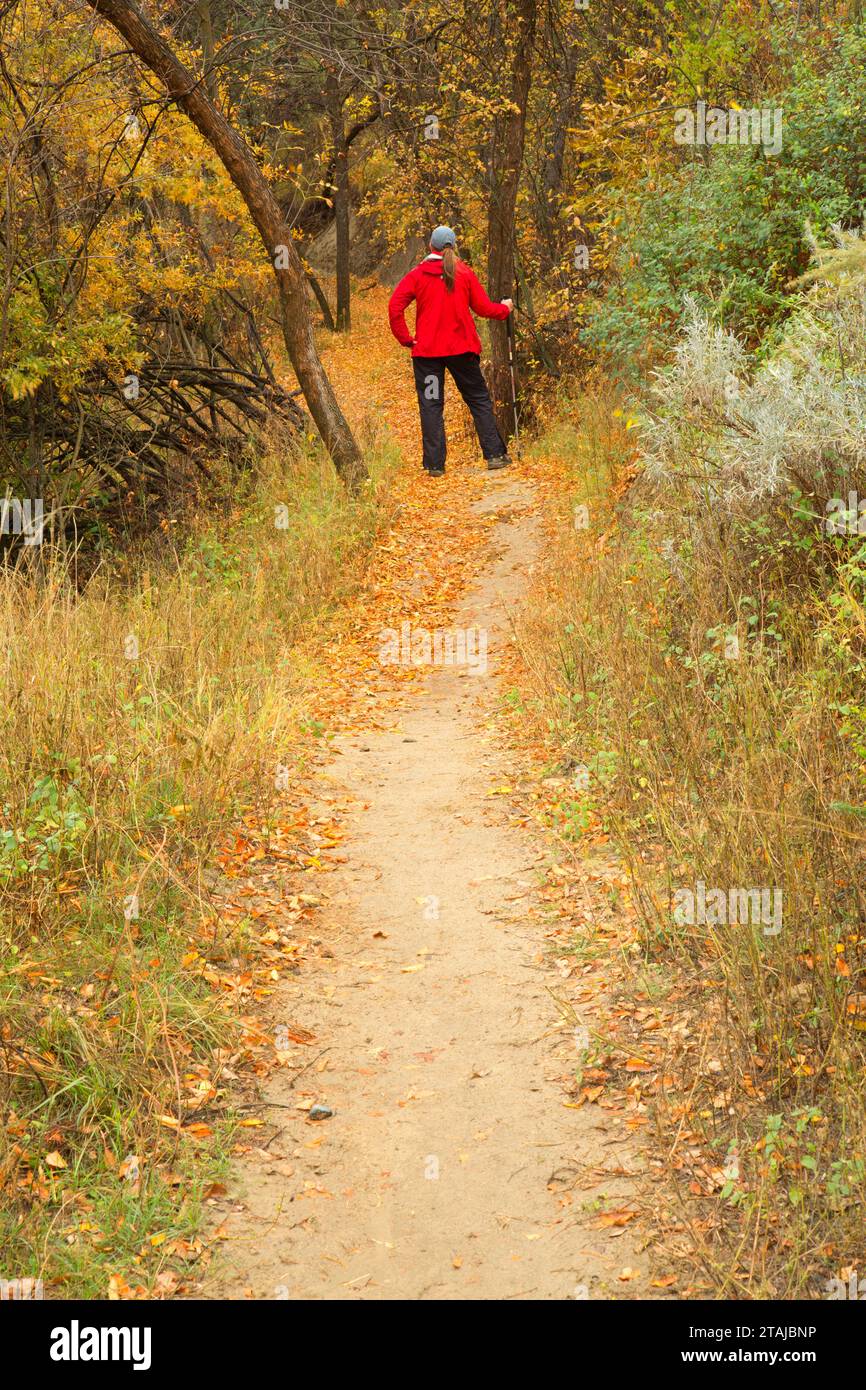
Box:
[643,234,866,510]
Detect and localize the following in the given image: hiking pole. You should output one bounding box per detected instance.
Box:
[506,310,520,457]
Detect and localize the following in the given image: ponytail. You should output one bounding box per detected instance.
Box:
[442,244,457,292]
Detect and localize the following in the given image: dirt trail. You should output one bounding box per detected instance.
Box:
[207,456,658,1300]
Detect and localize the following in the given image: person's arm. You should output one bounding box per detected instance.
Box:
[388,270,418,346]
[465,268,512,320]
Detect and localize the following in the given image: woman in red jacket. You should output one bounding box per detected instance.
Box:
[388,225,513,477]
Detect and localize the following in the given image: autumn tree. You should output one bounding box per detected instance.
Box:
[82,0,366,486]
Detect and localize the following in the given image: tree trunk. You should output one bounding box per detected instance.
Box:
[486,0,537,439]
[83,0,366,487]
[306,271,336,331]
[327,80,351,332]
[195,0,218,102]
[333,134,351,332]
[538,38,581,272]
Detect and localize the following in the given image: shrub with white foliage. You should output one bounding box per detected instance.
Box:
[642,234,866,506]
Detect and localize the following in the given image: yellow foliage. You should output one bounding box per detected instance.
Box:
[0,0,263,400]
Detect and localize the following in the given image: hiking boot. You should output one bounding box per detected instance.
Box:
[425,467,445,477]
[486,455,511,471]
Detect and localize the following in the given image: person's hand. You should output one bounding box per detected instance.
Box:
[501,298,514,312]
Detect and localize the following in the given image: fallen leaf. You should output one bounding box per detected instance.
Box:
[592,1208,637,1229]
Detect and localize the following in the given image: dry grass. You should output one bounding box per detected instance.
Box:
[0,431,395,1296]
[516,380,866,1297]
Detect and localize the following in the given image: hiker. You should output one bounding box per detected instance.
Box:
[388,226,514,477]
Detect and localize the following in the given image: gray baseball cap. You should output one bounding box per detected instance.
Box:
[430,225,457,250]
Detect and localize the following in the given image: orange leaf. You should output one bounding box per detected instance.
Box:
[592,1208,637,1229]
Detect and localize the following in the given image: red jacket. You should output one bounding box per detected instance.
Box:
[388,256,510,357]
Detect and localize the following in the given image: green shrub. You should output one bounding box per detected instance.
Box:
[584,29,866,373]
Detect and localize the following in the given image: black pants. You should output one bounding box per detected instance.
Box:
[412,353,507,472]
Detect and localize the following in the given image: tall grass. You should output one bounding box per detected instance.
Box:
[0,433,394,1295]
[516,296,866,1295]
